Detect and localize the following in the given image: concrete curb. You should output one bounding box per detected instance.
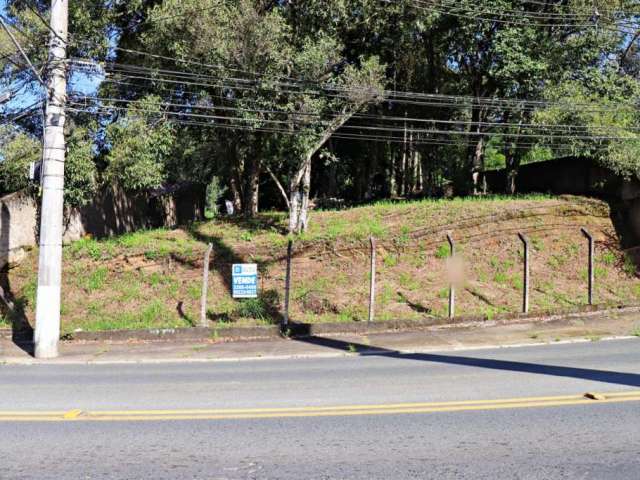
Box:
[1,303,638,344]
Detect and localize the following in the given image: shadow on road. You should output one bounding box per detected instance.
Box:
[291,330,640,388]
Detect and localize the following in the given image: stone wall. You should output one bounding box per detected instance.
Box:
[0,184,204,269]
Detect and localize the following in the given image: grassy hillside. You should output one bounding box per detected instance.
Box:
[2,194,638,334]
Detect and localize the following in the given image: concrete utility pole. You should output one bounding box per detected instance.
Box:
[34,0,68,359]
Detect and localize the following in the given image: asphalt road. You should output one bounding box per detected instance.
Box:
[1,338,639,479]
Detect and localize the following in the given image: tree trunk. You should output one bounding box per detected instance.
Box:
[505,146,520,195]
[287,101,371,233]
[289,158,311,234]
[243,156,261,218]
[228,149,243,214]
[266,164,290,210]
[299,163,311,231]
[326,139,338,198]
[401,116,408,196]
[470,136,485,194]
[504,116,524,194]
[414,145,421,194]
[389,147,397,196]
[420,148,432,196]
[365,144,378,200]
[467,102,487,195]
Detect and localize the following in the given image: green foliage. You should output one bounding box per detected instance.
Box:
[623,254,637,276]
[601,251,617,266]
[383,254,398,268]
[235,298,269,321]
[398,272,420,291]
[104,97,175,191]
[79,300,180,332]
[68,237,103,260]
[65,128,98,207]
[233,291,279,322]
[493,271,508,284]
[0,126,96,205]
[535,68,640,179]
[511,275,523,290]
[205,177,227,218]
[83,267,109,292]
[0,128,40,194]
[4,0,640,220]
[435,243,450,259]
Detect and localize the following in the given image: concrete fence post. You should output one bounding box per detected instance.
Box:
[283,239,293,327]
[446,233,455,319]
[368,236,376,325]
[581,228,594,305]
[200,243,213,327]
[518,233,530,314]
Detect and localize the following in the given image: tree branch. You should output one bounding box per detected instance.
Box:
[265,164,290,209]
[292,102,367,188]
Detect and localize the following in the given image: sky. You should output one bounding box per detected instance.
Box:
[1,0,101,119]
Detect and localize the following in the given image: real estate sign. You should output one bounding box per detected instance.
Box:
[232,264,258,298]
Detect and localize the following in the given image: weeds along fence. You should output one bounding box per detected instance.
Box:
[196,223,637,326]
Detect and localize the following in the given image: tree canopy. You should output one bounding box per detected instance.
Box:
[1,0,639,227]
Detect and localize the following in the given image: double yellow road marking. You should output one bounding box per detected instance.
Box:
[2,390,640,422]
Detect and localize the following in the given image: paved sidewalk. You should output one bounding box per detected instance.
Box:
[1,311,639,364]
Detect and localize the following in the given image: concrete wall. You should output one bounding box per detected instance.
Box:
[484,157,622,197]
[0,184,204,269]
[0,190,39,268]
[485,157,640,248]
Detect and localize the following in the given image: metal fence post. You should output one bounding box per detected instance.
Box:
[200,243,213,327]
[368,236,376,325]
[446,233,455,319]
[283,239,293,327]
[518,233,530,314]
[581,228,594,305]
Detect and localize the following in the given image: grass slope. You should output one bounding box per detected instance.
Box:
[2,194,638,334]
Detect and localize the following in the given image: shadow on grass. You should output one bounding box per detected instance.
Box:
[176,227,245,299]
[176,301,196,327]
[397,292,432,314]
[178,220,287,326]
[212,214,289,236]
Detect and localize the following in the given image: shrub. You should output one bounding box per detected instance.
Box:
[205,176,227,218]
[233,290,279,321]
[0,129,40,193]
[435,243,450,259]
[235,298,268,320]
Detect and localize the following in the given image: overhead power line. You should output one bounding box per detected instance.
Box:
[65,103,612,154]
[69,93,640,136]
[400,0,639,35]
[67,99,640,143]
[70,57,640,113]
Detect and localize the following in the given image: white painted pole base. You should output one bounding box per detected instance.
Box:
[34,284,61,358]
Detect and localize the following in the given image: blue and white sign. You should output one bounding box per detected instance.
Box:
[232,264,258,298]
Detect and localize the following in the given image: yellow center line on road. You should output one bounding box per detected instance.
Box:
[1,390,639,422]
[62,409,83,420]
